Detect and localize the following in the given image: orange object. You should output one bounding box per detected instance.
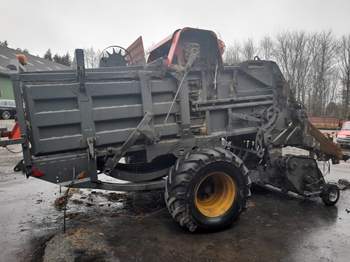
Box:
[9,122,21,139]
[16,54,28,65]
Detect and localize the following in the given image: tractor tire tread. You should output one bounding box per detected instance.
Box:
[165,147,251,231]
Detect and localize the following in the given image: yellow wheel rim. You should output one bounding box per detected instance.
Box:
[194,172,236,218]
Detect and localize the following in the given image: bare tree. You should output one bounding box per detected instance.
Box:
[308,31,338,116]
[241,38,256,60]
[259,36,274,60]
[223,30,343,117]
[273,31,312,104]
[338,35,350,118]
[223,42,241,65]
[84,47,101,68]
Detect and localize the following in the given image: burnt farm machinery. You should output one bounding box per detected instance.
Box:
[1,28,348,232]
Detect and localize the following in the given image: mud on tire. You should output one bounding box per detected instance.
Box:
[165,147,251,232]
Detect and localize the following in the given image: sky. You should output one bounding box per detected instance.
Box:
[1,0,350,57]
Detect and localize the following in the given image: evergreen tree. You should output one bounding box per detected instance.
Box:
[53,52,72,66]
[44,49,53,61]
[62,52,71,66]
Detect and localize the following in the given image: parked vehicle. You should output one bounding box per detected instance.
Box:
[0,99,16,120]
[336,121,350,148]
[0,28,348,232]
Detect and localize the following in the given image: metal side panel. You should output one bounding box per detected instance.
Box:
[23,81,83,154]
[32,152,90,184]
[20,69,180,155]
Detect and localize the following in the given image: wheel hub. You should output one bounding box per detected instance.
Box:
[195,172,236,218]
[328,190,338,201]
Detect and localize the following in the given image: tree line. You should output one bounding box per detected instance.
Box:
[43,49,72,67]
[43,47,101,68]
[224,31,350,119]
[1,41,73,67]
[1,43,101,69]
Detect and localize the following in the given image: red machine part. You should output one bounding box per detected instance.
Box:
[31,167,45,177]
[0,122,21,140]
[147,27,224,67]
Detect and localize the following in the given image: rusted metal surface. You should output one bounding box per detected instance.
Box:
[309,116,341,130]
[147,27,223,67]
[308,122,344,162]
[126,36,146,66]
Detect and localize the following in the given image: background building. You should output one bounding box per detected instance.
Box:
[0,45,69,100]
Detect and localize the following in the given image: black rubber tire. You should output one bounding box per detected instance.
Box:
[165,147,251,232]
[321,183,340,206]
[2,111,11,120]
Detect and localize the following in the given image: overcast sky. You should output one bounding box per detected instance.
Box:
[1,0,350,57]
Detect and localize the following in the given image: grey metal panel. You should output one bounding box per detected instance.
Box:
[98,123,182,147]
[217,73,233,99]
[151,79,177,93]
[95,117,142,133]
[38,135,83,153]
[193,100,273,112]
[19,67,181,155]
[26,83,78,100]
[92,102,179,121]
[22,80,82,154]
[87,81,140,96]
[39,123,81,139]
[93,104,143,121]
[85,65,145,72]
[19,71,77,82]
[34,98,79,113]
[95,123,179,146]
[22,82,44,154]
[194,94,274,105]
[179,79,191,127]
[211,126,258,137]
[139,72,153,115]
[236,73,273,97]
[210,110,228,132]
[85,70,161,81]
[86,79,176,96]
[156,123,179,137]
[92,94,141,108]
[11,74,32,171]
[32,152,89,184]
[34,110,81,127]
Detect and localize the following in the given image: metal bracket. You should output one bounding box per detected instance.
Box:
[164,46,199,123]
[75,49,86,92]
[87,137,96,160]
[229,112,262,123]
[104,112,153,173]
